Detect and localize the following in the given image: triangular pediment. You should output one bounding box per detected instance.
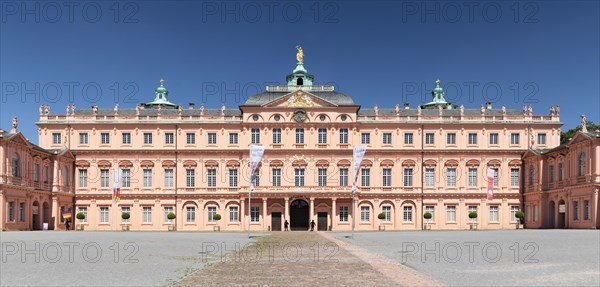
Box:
[7,132,31,147]
[263,90,337,108]
[568,132,592,145]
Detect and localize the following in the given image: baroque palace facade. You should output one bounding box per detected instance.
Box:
[3,52,597,231]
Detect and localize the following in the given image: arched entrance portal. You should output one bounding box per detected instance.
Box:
[290,199,309,230]
[558,200,566,229]
[32,201,40,230]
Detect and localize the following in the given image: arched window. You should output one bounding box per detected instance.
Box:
[296,78,303,86]
[12,153,20,177]
[578,152,585,177]
[528,165,534,186]
[64,167,69,186]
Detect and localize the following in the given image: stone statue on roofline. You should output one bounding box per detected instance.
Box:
[71,104,75,115]
[221,104,225,116]
[45,105,50,115]
[480,106,485,115]
[460,105,464,116]
[92,105,98,115]
[417,105,422,116]
[555,105,560,116]
[39,105,43,115]
[395,104,400,116]
[178,105,183,115]
[502,105,506,115]
[66,105,70,115]
[12,116,18,130]
[114,104,119,115]
[528,105,533,116]
[549,105,555,116]
[200,104,205,116]
[136,104,140,115]
[581,114,588,133]
[374,105,378,116]
[522,104,527,115]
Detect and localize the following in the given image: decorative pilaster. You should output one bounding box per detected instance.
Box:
[52,158,59,192]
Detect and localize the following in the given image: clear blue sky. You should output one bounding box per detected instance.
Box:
[1,1,598,142]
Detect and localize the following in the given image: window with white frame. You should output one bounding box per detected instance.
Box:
[529,166,534,186]
[143,207,152,223]
[208,133,217,145]
[382,133,392,145]
[549,165,555,183]
[489,206,499,222]
[53,133,61,145]
[425,133,434,145]
[468,133,477,145]
[11,154,20,177]
[250,206,259,222]
[122,169,131,188]
[361,168,370,187]
[404,168,413,187]
[79,169,87,188]
[252,170,260,187]
[510,206,519,222]
[100,207,109,223]
[511,133,520,145]
[468,168,477,187]
[295,128,304,144]
[447,168,456,187]
[101,133,110,144]
[489,133,499,145]
[272,168,281,186]
[78,207,87,223]
[34,164,39,182]
[339,206,348,222]
[121,207,130,223]
[360,206,370,222]
[573,201,579,220]
[100,169,109,188]
[143,133,152,144]
[122,133,131,144]
[526,206,531,222]
[230,133,239,145]
[186,206,195,223]
[165,133,174,145]
[510,168,519,187]
[534,205,538,222]
[43,166,48,183]
[318,168,327,186]
[403,206,413,222]
[164,169,174,188]
[446,206,456,222]
[404,133,413,145]
[207,169,216,187]
[64,167,69,186]
[272,128,281,144]
[339,128,349,144]
[468,206,477,222]
[558,163,564,181]
[79,133,88,144]
[207,206,217,222]
[446,133,456,145]
[382,206,391,222]
[230,206,239,222]
[492,168,499,186]
[382,168,392,187]
[361,133,370,144]
[186,169,195,187]
[186,133,195,144]
[316,128,327,144]
[425,206,434,222]
[164,207,174,223]
[578,152,585,177]
[425,168,435,187]
[537,133,546,145]
[339,168,348,186]
[8,202,14,221]
[294,169,305,187]
[229,169,238,187]
[143,169,152,187]
[584,200,590,220]
[251,128,260,144]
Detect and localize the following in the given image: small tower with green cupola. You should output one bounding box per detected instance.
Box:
[422,79,456,109]
[145,79,177,108]
[286,45,314,88]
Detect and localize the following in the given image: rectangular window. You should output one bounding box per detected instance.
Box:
[79,133,88,144]
[468,206,477,222]
[79,169,87,188]
[361,133,370,145]
[34,164,40,182]
[208,133,217,145]
[404,133,413,145]
[122,133,131,144]
[360,206,370,222]
[186,133,195,144]
[295,169,305,187]
[549,165,555,183]
[229,169,238,187]
[382,133,392,145]
[425,133,434,145]
[122,169,131,188]
[229,206,239,222]
[447,168,457,187]
[403,206,413,222]
[537,133,547,145]
[584,200,590,220]
[18,203,24,221]
[100,169,109,188]
[573,201,579,220]
[8,202,14,221]
[230,133,239,145]
[425,168,435,187]
[272,168,281,187]
[143,133,152,144]
[165,133,174,145]
[511,133,520,145]
[339,168,348,186]
[164,207,174,223]
[250,206,259,222]
[382,168,392,187]
[207,169,216,187]
[339,128,349,144]
[186,206,195,223]
[361,168,370,187]
[558,163,564,181]
[489,206,499,222]
[511,206,519,222]
[318,128,327,144]
[510,168,519,187]
[446,133,456,145]
[526,206,531,222]
[206,207,216,223]
[468,168,477,187]
[468,133,477,145]
[404,168,413,187]
[272,128,281,144]
[186,169,195,187]
[251,128,260,144]
[382,206,391,222]
[318,168,327,186]
[43,166,49,183]
[78,207,87,223]
[143,169,152,187]
[164,169,174,188]
[489,133,499,145]
[53,133,61,145]
[446,206,456,222]
[100,207,109,223]
[534,205,538,222]
[425,206,435,222]
[121,207,130,223]
[492,168,499,187]
[143,207,152,223]
[339,206,348,222]
[295,128,304,144]
[101,133,110,144]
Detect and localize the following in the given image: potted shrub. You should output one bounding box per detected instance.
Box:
[212,213,222,231]
[377,212,387,231]
[75,212,86,231]
[423,212,432,230]
[468,211,478,230]
[515,211,525,229]
[167,212,176,231]
[121,212,130,231]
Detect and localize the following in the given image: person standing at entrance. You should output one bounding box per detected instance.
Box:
[310,220,316,231]
[284,220,289,231]
[65,219,70,231]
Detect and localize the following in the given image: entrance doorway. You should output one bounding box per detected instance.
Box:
[290,199,309,230]
[271,212,282,231]
[549,201,555,228]
[558,200,566,229]
[317,212,327,231]
[32,201,40,230]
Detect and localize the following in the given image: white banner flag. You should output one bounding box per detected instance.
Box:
[112,169,122,206]
[351,146,367,195]
[249,145,266,192]
[487,167,495,201]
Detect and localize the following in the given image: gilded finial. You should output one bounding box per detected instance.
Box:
[435,79,441,85]
[295,45,304,64]
[160,78,165,85]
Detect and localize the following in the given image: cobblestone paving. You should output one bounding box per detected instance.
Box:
[173,232,441,287]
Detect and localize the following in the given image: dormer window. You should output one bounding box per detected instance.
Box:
[297,78,303,86]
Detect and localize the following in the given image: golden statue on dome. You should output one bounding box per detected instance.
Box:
[296,45,304,64]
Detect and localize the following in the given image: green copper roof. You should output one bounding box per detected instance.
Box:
[146,79,176,107]
[422,79,452,108]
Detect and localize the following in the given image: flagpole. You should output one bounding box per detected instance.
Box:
[351,188,355,239]
[248,185,251,238]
